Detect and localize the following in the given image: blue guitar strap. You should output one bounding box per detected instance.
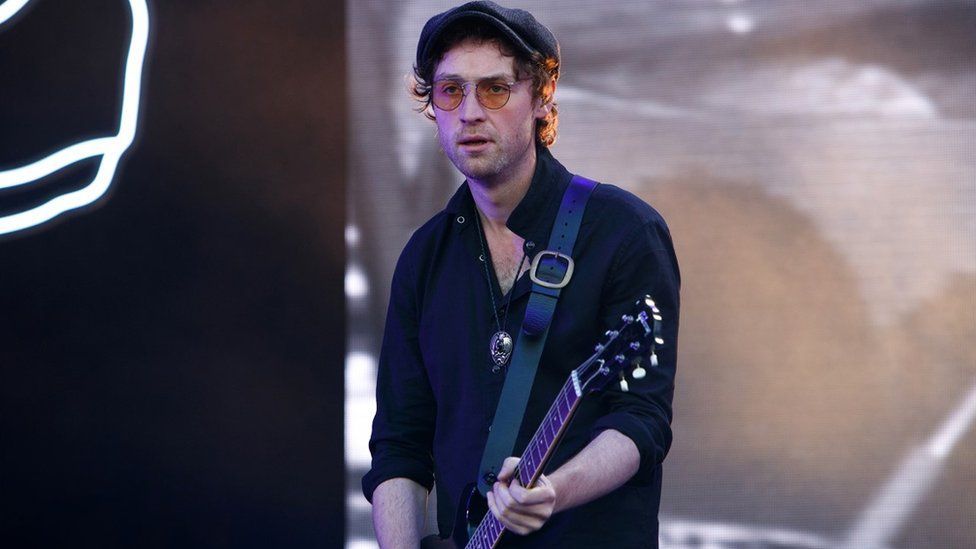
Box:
[477,174,598,497]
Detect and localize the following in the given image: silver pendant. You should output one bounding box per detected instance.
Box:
[489,331,514,368]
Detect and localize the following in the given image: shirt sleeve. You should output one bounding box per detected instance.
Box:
[591,215,680,484]
[361,247,437,502]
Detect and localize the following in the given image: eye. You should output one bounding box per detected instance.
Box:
[485,82,510,94]
[437,82,462,95]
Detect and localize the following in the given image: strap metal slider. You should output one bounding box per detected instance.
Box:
[529,250,575,289]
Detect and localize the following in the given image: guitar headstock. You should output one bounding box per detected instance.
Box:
[574,295,664,394]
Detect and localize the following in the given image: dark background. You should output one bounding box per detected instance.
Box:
[1,1,345,547]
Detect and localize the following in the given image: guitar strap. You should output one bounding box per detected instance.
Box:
[476,174,598,497]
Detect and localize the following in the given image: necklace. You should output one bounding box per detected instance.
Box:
[474,212,527,371]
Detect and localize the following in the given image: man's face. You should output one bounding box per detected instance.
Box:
[432,38,547,185]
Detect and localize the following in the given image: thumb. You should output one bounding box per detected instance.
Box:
[496,457,520,482]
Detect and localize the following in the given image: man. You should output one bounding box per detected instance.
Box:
[362,2,680,547]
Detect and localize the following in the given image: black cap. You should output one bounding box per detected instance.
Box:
[416,1,559,70]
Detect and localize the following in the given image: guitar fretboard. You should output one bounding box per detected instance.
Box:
[465,373,583,549]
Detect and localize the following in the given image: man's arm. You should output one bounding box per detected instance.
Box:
[549,428,640,512]
[372,478,428,549]
[363,245,437,546]
[486,429,639,535]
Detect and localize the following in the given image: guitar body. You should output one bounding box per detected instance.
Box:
[420,484,490,549]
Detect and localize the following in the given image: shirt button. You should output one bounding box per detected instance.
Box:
[491,365,501,374]
[456,215,465,224]
[524,240,536,252]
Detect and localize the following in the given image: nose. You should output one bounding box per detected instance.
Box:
[457,87,487,123]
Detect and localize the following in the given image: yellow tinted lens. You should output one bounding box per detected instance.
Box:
[476,81,511,109]
[432,81,463,110]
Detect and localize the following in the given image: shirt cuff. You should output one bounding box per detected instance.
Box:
[361,460,434,504]
[590,411,668,485]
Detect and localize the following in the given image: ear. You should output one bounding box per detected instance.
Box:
[534,80,556,120]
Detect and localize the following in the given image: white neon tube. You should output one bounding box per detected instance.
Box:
[0,0,149,235]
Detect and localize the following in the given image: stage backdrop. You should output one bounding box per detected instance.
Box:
[346,1,975,548]
[1,1,346,547]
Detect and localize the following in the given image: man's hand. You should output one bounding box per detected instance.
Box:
[486,457,556,535]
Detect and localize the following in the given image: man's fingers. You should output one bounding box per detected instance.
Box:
[489,470,556,536]
[509,481,555,507]
[492,481,514,510]
[495,482,553,520]
[496,456,520,482]
[486,489,499,519]
[489,483,533,534]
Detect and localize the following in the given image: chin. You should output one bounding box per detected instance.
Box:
[460,162,505,183]
[452,153,498,178]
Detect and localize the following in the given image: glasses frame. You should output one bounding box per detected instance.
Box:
[430,78,528,112]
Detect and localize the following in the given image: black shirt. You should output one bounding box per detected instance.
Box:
[363,146,680,547]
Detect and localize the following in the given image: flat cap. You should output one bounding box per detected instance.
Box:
[416,1,559,69]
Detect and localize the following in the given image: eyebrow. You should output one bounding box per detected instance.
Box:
[433,72,515,82]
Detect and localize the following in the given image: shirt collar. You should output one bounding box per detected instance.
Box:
[444,145,573,246]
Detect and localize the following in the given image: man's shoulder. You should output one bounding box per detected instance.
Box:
[400,209,454,259]
[584,178,669,232]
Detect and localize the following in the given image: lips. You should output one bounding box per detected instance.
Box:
[457,135,492,154]
[458,135,491,146]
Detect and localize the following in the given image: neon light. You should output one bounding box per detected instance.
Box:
[0,0,30,23]
[0,0,149,236]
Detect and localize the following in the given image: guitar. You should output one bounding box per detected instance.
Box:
[421,296,664,549]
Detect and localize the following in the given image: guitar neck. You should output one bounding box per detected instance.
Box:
[515,373,583,487]
[465,373,584,549]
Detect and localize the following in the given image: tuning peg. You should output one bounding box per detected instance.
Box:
[594,343,605,353]
[629,342,641,351]
[614,354,626,363]
[621,314,634,323]
[632,365,646,379]
[604,330,619,338]
[618,373,629,392]
[650,352,659,368]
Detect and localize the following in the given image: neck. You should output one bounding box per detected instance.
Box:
[468,147,537,233]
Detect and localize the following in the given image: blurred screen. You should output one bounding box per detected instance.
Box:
[345,1,975,547]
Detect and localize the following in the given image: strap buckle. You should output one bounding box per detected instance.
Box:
[529,250,575,289]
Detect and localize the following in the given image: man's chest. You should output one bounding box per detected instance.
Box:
[484,230,528,296]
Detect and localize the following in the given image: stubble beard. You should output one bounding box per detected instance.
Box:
[441,125,535,187]
[450,145,508,183]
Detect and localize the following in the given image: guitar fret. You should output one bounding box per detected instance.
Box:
[519,457,532,486]
[490,515,502,540]
[521,443,539,485]
[564,384,579,408]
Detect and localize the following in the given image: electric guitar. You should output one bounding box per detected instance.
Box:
[421,296,665,549]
